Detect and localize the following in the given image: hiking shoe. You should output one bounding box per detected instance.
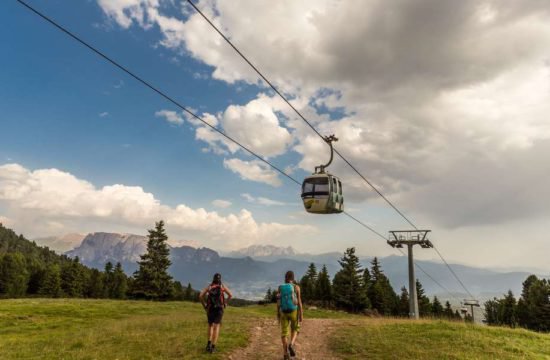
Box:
[288,344,296,357]
[283,354,290,360]
[206,343,212,353]
[210,345,217,353]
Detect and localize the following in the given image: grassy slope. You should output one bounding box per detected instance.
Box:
[0,299,350,360]
[1,299,549,359]
[330,318,550,360]
[0,299,257,360]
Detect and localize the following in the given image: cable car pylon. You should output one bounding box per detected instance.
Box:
[388,230,433,319]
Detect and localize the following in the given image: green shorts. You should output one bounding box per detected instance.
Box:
[280,310,300,337]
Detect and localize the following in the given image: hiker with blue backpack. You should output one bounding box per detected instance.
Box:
[277,270,303,360]
[199,273,233,354]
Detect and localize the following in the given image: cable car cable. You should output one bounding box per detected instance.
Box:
[15,0,299,189]
[185,0,417,229]
[186,0,475,300]
[433,246,475,299]
[16,0,463,304]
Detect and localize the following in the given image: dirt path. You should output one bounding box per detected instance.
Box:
[227,318,342,360]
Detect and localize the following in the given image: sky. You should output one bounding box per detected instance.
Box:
[1,0,550,272]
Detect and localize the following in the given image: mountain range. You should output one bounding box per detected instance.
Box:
[50,233,537,301]
[33,233,86,253]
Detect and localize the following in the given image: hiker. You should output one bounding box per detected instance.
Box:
[199,273,233,354]
[277,270,303,360]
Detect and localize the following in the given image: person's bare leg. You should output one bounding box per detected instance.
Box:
[212,324,221,345]
[208,324,214,341]
[290,329,298,346]
[282,336,288,355]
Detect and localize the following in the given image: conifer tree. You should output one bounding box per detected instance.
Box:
[132,221,173,300]
[500,290,518,328]
[416,279,432,316]
[517,276,550,332]
[300,263,318,303]
[332,248,368,312]
[86,268,105,298]
[444,301,454,319]
[184,283,195,301]
[38,264,62,298]
[60,257,85,297]
[367,257,396,315]
[398,286,409,317]
[0,253,29,297]
[172,281,185,300]
[265,287,273,303]
[454,309,462,320]
[111,262,127,299]
[104,262,114,297]
[432,296,444,317]
[316,265,332,307]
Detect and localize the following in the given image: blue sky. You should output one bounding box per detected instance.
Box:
[2,0,550,271]
[1,0,396,254]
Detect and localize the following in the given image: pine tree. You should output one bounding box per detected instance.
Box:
[432,296,444,317]
[38,264,62,298]
[363,268,372,296]
[316,265,332,307]
[132,221,173,300]
[300,263,318,303]
[332,248,368,312]
[517,276,550,332]
[367,257,396,315]
[111,262,127,299]
[86,268,105,298]
[172,281,185,300]
[265,288,273,303]
[454,309,462,320]
[26,258,46,295]
[416,279,431,317]
[0,253,29,297]
[60,257,85,297]
[184,283,195,301]
[500,290,518,328]
[398,286,409,317]
[444,301,454,319]
[104,262,114,298]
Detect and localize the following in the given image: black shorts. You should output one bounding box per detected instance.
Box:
[207,308,224,324]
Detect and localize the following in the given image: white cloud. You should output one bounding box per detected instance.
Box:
[113,80,124,89]
[98,0,550,229]
[241,193,287,206]
[220,94,292,158]
[212,199,232,208]
[155,109,184,125]
[223,158,282,187]
[0,163,314,249]
[99,112,109,118]
[0,215,13,227]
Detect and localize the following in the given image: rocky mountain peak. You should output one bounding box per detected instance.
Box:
[233,244,297,258]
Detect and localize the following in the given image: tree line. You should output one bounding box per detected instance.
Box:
[0,222,198,301]
[484,275,550,332]
[265,247,462,320]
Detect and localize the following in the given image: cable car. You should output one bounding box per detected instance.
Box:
[301,135,344,214]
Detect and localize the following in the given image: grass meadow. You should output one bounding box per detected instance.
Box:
[1,299,549,359]
[330,317,550,359]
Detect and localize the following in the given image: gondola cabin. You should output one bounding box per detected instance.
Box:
[301,173,344,214]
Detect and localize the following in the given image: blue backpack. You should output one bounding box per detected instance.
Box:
[279,283,298,313]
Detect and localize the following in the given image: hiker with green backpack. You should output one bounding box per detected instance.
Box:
[199,273,233,354]
[277,270,303,360]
